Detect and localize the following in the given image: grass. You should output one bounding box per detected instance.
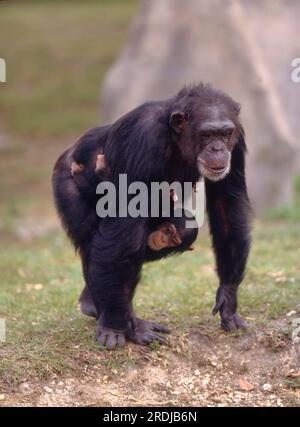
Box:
[0,220,299,385]
[0,0,138,138]
[266,174,300,221]
[0,0,299,400]
[0,0,139,226]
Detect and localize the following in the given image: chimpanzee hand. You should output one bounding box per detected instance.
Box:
[70,161,85,176]
[126,317,170,345]
[212,285,247,332]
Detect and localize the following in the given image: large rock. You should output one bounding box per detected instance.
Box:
[100,0,298,214]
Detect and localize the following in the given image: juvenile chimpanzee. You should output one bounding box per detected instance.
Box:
[71,153,186,252]
[52,83,252,348]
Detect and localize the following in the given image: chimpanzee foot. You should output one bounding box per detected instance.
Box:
[126,317,170,345]
[96,323,126,349]
[212,285,247,332]
[79,286,97,318]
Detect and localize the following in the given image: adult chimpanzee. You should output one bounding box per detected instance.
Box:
[52,84,252,348]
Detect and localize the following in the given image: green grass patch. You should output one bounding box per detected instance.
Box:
[266,174,300,221]
[0,221,299,385]
[0,0,138,138]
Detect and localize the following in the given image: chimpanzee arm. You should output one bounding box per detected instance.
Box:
[205,134,252,331]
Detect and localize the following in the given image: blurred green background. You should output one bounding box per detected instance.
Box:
[0,0,138,231]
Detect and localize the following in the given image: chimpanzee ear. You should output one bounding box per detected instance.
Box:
[169,111,188,134]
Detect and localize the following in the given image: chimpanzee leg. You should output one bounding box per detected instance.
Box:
[78,242,98,318]
[125,216,199,345]
[79,269,171,345]
[126,285,171,345]
[87,217,149,348]
[80,216,198,347]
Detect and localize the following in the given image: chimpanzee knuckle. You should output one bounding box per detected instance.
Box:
[221,313,247,332]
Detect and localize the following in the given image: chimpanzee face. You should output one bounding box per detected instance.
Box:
[195,111,236,182]
[169,99,241,182]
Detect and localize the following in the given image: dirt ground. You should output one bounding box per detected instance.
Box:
[1,317,299,407]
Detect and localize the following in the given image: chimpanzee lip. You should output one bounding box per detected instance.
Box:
[201,163,227,174]
[207,165,226,174]
[198,158,228,176]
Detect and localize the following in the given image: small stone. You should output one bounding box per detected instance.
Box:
[202,378,210,386]
[262,383,272,391]
[0,394,5,401]
[44,386,53,393]
[286,310,296,317]
[19,382,32,395]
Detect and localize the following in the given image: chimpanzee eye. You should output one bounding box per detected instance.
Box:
[201,131,212,138]
[221,131,232,141]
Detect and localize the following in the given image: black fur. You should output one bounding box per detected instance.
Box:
[52,84,252,347]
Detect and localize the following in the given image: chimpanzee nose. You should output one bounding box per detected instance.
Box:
[210,141,224,152]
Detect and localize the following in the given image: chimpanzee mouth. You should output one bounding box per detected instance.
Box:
[205,165,227,175]
[198,158,230,181]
